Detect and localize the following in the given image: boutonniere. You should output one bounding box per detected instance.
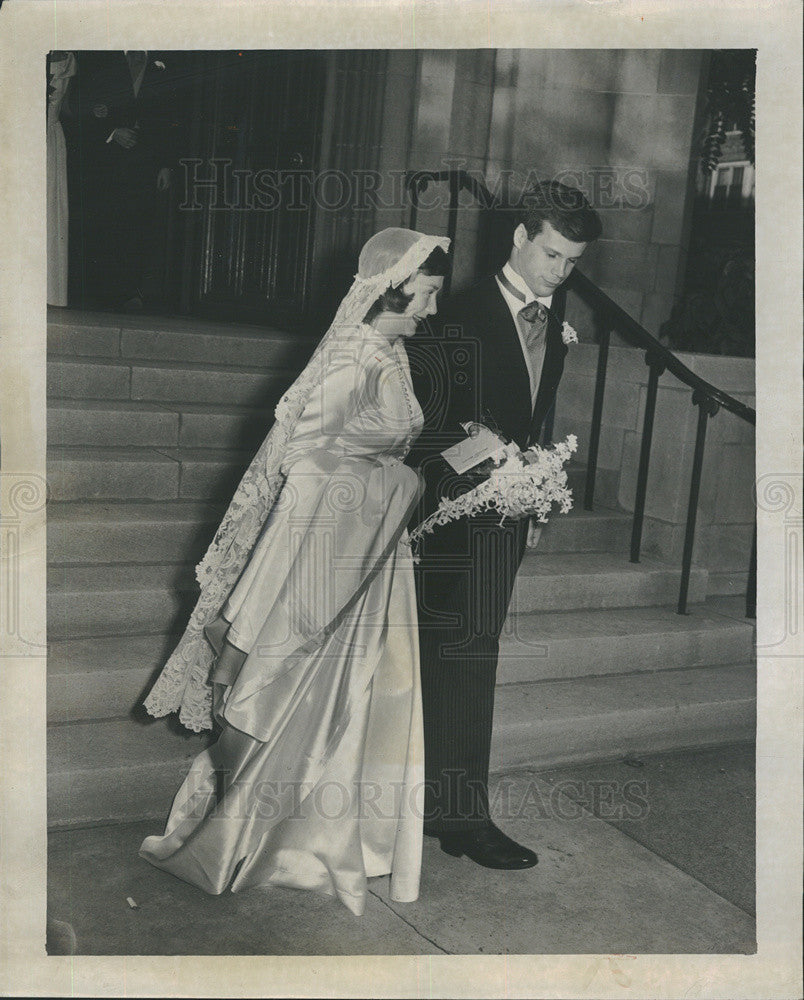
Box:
[154,60,166,70]
[561,322,579,346]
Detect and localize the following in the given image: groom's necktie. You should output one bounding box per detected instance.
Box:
[497,271,550,407]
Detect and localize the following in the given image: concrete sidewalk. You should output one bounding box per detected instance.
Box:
[47,744,755,956]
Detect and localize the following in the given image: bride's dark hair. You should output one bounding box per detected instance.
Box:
[363,245,450,323]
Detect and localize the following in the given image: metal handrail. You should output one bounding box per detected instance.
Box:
[569,270,756,426]
[406,167,757,618]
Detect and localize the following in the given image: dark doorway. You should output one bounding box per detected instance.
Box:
[179,51,327,327]
[65,50,327,327]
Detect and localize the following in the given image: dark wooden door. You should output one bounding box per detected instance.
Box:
[183,51,326,326]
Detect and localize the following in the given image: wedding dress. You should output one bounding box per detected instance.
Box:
[139,228,448,915]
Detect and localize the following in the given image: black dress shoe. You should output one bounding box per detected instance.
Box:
[436,823,538,869]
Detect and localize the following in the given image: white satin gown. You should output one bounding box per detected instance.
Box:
[139,325,425,915]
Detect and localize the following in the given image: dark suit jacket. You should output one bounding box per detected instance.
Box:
[72,51,183,175]
[407,273,568,557]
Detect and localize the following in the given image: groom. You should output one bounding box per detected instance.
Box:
[408,180,602,869]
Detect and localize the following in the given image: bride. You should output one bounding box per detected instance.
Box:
[139,228,450,915]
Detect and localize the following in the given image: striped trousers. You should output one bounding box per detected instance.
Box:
[414,516,529,832]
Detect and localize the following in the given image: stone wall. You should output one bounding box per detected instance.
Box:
[552,342,755,595]
[373,49,708,338]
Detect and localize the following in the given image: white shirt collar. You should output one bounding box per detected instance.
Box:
[501,260,553,309]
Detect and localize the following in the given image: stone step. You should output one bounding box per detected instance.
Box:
[48,400,275,451]
[565,463,620,509]
[47,309,317,369]
[497,603,754,684]
[48,357,296,408]
[531,506,630,554]
[48,715,215,828]
[48,633,182,723]
[47,601,754,725]
[48,563,197,638]
[489,663,756,773]
[48,401,180,448]
[48,447,181,501]
[47,499,630,567]
[47,662,755,827]
[511,552,708,612]
[47,446,254,501]
[48,501,222,565]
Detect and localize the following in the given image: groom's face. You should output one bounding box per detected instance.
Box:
[512,220,588,297]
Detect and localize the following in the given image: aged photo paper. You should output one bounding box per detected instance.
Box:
[1,0,801,997]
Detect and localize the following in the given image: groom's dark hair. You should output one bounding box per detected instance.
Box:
[520,180,602,244]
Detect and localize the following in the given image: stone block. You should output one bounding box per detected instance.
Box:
[48,402,179,448]
[511,552,707,614]
[654,243,685,297]
[716,406,756,446]
[617,49,662,94]
[711,444,756,523]
[609,95,696,171]
[640,291,676,337]
[455,48,495,87]
[658,50,706,95]
[47,717,213,826]
[552,415,627,472]
[130,365,287,407]
[47,449,179,502]
[651,169,691,245]
[513,87,617,173]
[177,408,273,450]
[497,605,753,684]
[544,49,620,92]
[48,322,121,358]
[619,425,693,523]
[534,507,631,555]
[48,633,182,722]
[176,452,253,500]
[579,240,660,296]
[121,327,314,371]
[596,204,655,244]
[555,367,642,432]
[48,360,131,401]
[47,502,218,565]
[48,581,194,639]
[490,664,755,772]
[449,81,494,159]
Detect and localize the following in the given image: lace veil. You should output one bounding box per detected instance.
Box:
[143,227,451,732]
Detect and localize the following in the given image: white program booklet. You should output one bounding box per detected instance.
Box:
[441,423,507,474]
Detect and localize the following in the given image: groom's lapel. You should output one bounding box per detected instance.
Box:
[477,276,533,438]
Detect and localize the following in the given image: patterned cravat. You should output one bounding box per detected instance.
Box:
[516,300,549,408]
[517,299,549,350]
[497,270,550,406]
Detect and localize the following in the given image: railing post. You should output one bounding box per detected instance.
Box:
[444,172,460,298]
[678,390,719,614]
[630,351,666,562]
[584,324,610,511]
[746,517,757,619]
[408,173,421,231]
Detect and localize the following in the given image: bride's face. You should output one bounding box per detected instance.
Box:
[398,272,444,333]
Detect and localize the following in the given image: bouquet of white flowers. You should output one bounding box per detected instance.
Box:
[409,431,578,555]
